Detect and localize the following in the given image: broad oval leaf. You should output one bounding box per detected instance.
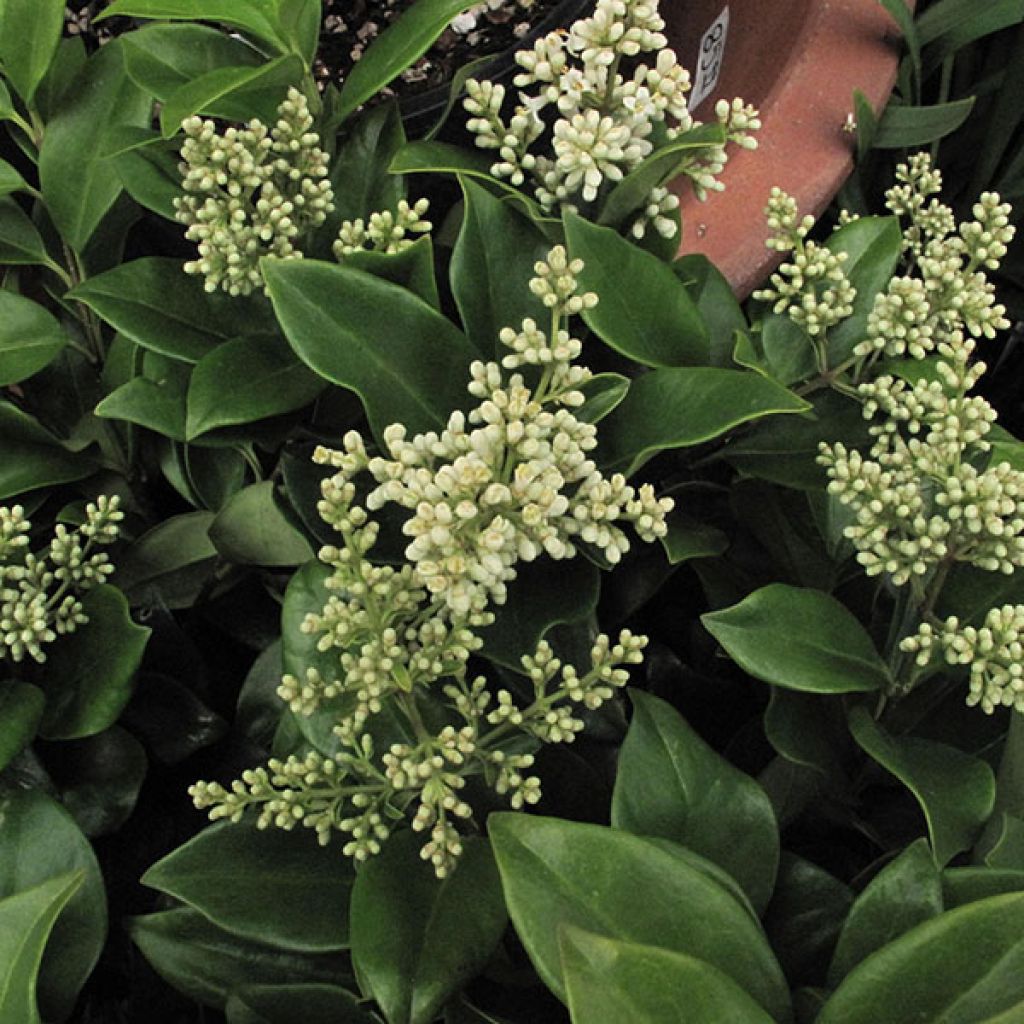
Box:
[186,333,324,440]
[0,402,95,501]
[451,178,552,356]
[0,0,63,102]
[0,681,45,771]
[559,927,776,1024]
[39,584,151,740]
[142,821,354,952]
[263,258,477,441]
[598,367,809,475]
[209,482,314,566]
[827,839,943,986]
[817,892,1024,1024]
[702,584,890,694]
[226,983,378,1024]
[95,376,188,441]
[69,258,264,362]
[565,211,708,367]
[0,291,65,386]
[38,40,152,251]
[489,813,791,1022]
[0,873,83,1024]
[611,690,779,914]
[0,199,51,266]
[129,908,353,1011]
[350,832,508,1024]
[0,790,107,1022]
[848,706,996,867]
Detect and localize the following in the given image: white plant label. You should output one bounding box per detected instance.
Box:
[691,5,730,110]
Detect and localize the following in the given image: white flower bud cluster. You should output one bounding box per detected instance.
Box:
[753,187,857,339]
[856,154,1013,362]
[175,87,334,296]
[191,248,664,874]
[463,0,758,238]
[900,606,1024,715]
[1,497,123,663]
[333,198,432,257]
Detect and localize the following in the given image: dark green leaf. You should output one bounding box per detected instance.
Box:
[674,254,747,368]
[0,159,32,199]
[849,706,996,866]
[0,0,64,102]
[479,557,600,670]
[122,22,262,100]
[760,314,816,385]
[143,821,354,953]
[763,688,850,782]
[113,511,217,609]
[575,373,630,425]
[0,790,106,1022]
[977,813,1024,871]
[0,198,51,266]
[159,54,304,137]
[702,584,890,694]
[816,892,1024,1024]
[209,481,314,566]
[96,0,285,50]
[32,36,87,122]
[0,682,44,772]
[226,984,379,1024]
[335,0,480,123]
[489,814,791,1020]
[873,98,976,149]
[878,0,921,100]
[263,258,476,440]
[0,873,83,1024]
[351,832,507,1024]
[612,691,779,914]
[917,0,1023,49]
[185,333,324,440]
[70,258,265,362]
[560,927,776,1024]
[95,375,188,441]
[565,211,708,367]
[389,142,526,203]
[342,238,440,309]
[659,512,728,564]
[114,140,183,220]
[598,368,809,475]
[38,40,152,251]
[129,908,353,1010]
[0,402,95,501]
[451,179,552,355]
[942,868,1024,910]
[39,585,151,740]
[0,291,65,385]
[828,839,943,986]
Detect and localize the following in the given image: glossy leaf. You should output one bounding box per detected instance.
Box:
[763,688,849,782]
[350,832,508,1024]
[0,159,31,199]
[130,908,353,1010]
[39,585,151,740]
[113,511,217,609]
[38,40,152,251]
[69,258,265,362]
[451,178,552,355]
[263,258,476,440]
[479,557,600,670]
[565,211,708,367]
[675,254,747,367]
[559,927,776,1024]
[612,691,778,913]
[96,0,284,49]
[0,682,44,772]
[0,199,50,266]
[0,873,82,1024]
[95,375,188,441]
[343,239,440,309]
[209,482,314,566]
[226,984,379,1024]
[0,291,65,385]
[817,892,1024,1024]
[336,0,479,122]
[659,512,728,564]
[761,314,816,385]
[575,373,630,425]
[122,22,262,100]
[0,790,107,1022]
[828,839,943,985]
[702,584,890,693]
[942,868,1024,910]
[186,333,324,440]
[143,821,354,952]
[0,402,95,501]
[159,55,304,138]
[848,707,996,866]
[598,367,809,475]
[0,0,63,102]
[489,813,791,1020]
[114,139,181,220]
[873,98,976,148]
[389,142,509,193]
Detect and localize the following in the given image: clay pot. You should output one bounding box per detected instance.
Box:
[662,0,913,297]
